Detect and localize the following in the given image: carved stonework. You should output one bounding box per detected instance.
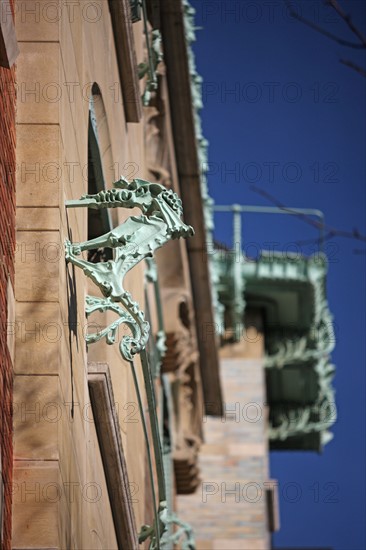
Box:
[160,289,203,495]
[139,28,163,106]
[144,99,172,190]
[173,435,201,495]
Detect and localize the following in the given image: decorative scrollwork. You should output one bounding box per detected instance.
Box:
[139,501,195,550]
[65,176,194,360]
[84,295,150,362]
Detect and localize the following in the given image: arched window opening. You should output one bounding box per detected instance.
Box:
[87,84,112,263]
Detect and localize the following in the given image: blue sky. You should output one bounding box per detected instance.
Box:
[190,1,366,548]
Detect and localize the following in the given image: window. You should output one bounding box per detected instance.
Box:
[87,86,112,263]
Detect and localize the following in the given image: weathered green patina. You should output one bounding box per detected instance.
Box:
[135,0,163,106]
[182,0,224,334]
[145,257,167,379]
[212,214,336,451]
[142,261,195,549]
[245,252,336,450]
[66,176,193,360]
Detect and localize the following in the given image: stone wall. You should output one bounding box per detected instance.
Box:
[12,2,149,547]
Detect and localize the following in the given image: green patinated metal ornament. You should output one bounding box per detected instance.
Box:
[65,176,193,361]
[65,176,195,549]
[139,500,195,550]
[136,0,163,107]
[145,257,167,378]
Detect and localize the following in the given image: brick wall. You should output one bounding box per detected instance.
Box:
[0,0,16,543]
[177,352,271,549]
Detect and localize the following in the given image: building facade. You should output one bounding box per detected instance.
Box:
[0,1,336,548]
[9,0,221,548]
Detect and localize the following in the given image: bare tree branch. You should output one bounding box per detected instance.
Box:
[249,185,324,231]
[284,0,366,49]
[326,0,366,47]
[250,185,366,245]
[295,231,335,247]
[339,58,366,77]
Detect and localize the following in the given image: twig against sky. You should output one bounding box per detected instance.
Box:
[284,0,366,78]
[250,185,366,247]
[339,59,366,78]
[326,0,366,48]
[284,0,365,49]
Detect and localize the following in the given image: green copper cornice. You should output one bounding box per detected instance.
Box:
[213,247,336,449]
[268,376,336,450]
[182,0,224,333]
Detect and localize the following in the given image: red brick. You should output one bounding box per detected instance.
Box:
[0,3,16,545]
